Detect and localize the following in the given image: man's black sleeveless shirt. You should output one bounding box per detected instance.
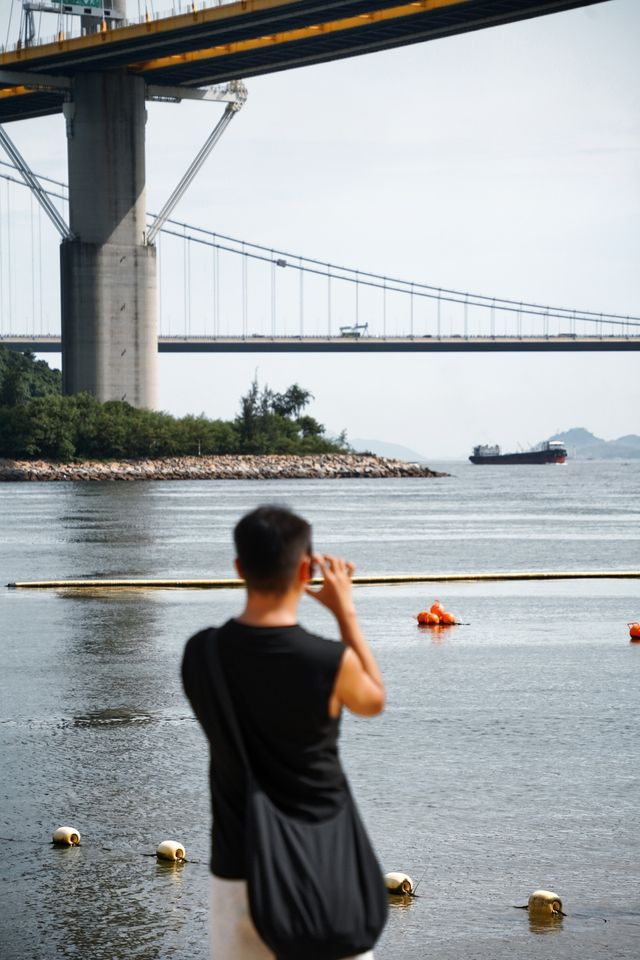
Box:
[181,620,348,878]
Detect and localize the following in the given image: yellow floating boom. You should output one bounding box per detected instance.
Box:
[6,571,640,590]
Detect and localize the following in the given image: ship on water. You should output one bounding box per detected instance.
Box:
[469,440,567,465]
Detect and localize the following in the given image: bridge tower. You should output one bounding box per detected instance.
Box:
[5,0,244,408]
[61,68,157,408]
[58,0,156,407]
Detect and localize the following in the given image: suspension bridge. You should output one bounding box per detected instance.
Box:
[1,159,638,355]
[1,0,634,408]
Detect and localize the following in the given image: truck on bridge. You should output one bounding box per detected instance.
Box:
[339,323,369,338]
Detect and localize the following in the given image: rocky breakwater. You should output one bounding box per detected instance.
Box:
[0,454,446,482]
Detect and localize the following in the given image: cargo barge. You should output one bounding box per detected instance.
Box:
[469,441,567,464]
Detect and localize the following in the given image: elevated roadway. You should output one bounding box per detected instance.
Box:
[3,334,637,354]
[1,0,608,123]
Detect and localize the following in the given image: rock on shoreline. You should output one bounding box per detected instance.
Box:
[0,454,447,482]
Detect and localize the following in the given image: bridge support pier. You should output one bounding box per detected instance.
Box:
[61,71,157,408]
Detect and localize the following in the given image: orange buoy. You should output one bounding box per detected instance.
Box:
[417,610,441,625]
[629,622,640,641]
[440,611,456,625]
[430,601,445,616]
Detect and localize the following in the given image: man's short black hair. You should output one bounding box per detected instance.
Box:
[234,505,312,593]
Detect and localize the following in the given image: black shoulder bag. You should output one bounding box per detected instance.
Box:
[206,632,388,960]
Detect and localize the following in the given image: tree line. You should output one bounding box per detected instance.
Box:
[0,346,347,460]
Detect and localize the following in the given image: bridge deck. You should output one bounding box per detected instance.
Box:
[1,0,606,123]
[2,334,637,353]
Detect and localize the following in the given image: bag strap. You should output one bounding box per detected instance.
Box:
[204,628,252,777]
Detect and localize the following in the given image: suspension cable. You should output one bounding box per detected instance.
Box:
[6,179,12,333]
[187,236,192,337]
[160,215,639,325]
[5,0,17,50]
[270,254,276,337]
[157,232,162,336]
[241,242,248,337]
[182,225,188,337]
[211,241,216,338]
[30,191,35,335]
[299,256,304,337]
[0,183,4,332]
[0,131,72,240]
[0,164,637,330]
[215,243,220,335]
[158,224,640,329]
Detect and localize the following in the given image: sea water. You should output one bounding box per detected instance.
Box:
[1,460,638,959]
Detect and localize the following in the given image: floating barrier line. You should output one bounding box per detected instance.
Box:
[6,571,640,590]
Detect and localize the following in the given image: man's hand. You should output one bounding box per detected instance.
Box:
[307,553,385,717]
[305,554,357,624]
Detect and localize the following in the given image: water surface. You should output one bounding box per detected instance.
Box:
[1,461,638,959]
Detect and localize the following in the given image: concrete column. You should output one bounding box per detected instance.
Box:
[61,70,157,408]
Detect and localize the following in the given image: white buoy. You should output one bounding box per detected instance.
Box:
[156,840,186,861]
[384,871,414,895]
[52,826,81,846]
[528,889,563,918]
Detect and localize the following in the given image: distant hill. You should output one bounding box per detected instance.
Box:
[350,437,429,462]
[548,427,640,459]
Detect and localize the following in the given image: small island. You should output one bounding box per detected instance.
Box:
[0,346,445,481]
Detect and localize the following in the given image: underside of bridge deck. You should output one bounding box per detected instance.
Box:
[2,336,637,354]
[0,0,608,123]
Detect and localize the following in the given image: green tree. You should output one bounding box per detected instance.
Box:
[271,384,313,418]
[0,345,62,402]
[0,350,347,460]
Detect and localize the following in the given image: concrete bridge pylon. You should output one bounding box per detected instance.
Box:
[1,39,244,409]
[61,70,157,409]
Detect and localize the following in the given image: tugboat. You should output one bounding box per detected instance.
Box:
[469,441,567,465]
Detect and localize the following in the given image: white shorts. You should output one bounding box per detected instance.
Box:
[209,875,374,960]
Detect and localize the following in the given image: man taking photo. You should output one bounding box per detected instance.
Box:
[182,504,387,959]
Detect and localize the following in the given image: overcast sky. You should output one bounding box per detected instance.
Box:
[1,0,638,458]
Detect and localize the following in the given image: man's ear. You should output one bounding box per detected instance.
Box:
[234,558,243,579]
[299,555,312,583]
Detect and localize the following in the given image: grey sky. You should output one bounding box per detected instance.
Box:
[1,0,638,457]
